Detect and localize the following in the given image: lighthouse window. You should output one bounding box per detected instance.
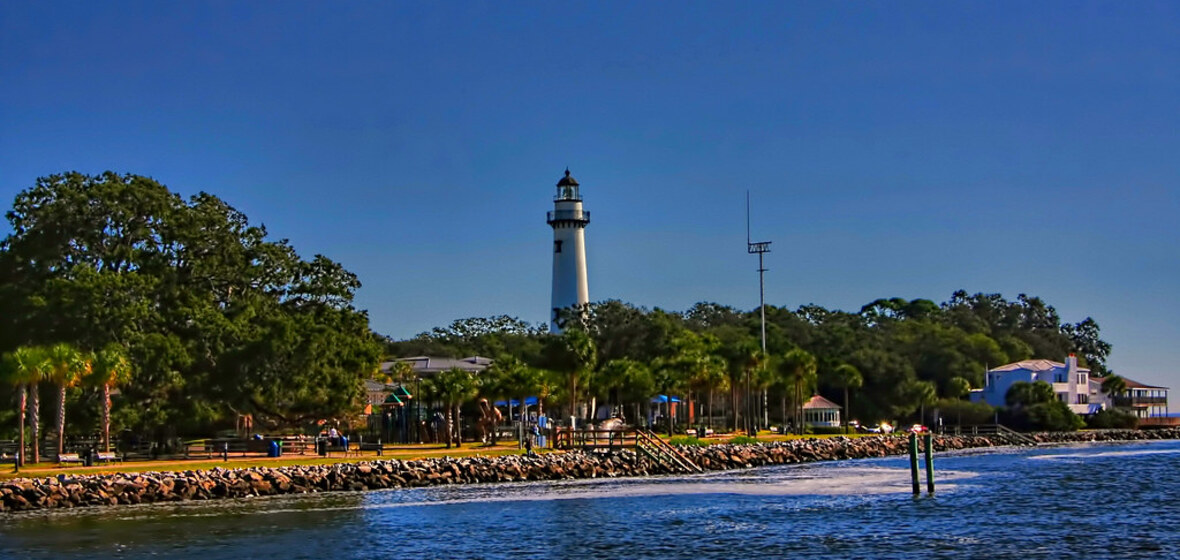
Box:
[554,240,563,253]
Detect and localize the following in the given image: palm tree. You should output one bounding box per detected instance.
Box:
[652,354,690,437]
[89,344,133,452]
[543,329,597,424]
[1102,374,1128,408]
[833,364,863,430]
[598,358,653,427]
[692,356,727,432]
[719,338,760,433]
[740,345,764,435]
[24,346,51,464]
[900,379,938,425]
[46,343,92,460]
[429,367,477,449]
[779,348,817,434]
[0,347,50,467]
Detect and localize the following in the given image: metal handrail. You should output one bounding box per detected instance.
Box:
[546,210,590,224]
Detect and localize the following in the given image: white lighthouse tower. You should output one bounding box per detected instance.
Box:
[547,169,591,332]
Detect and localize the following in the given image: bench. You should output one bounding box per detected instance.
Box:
[96,452,120,464]
[58,453,83,466]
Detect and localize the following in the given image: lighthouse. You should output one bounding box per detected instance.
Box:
[547,169,591,332]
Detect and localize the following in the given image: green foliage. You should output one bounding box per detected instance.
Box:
[727,435,758,445]
[936,398,996,425]
[809,426,847,435]
[1101,375,1127,400]
[1006,381,1055,407]
[668,436,708,447]
[0,172,382,435]
[380,291,1112,430]
[1023,401,1085,432]
[1086,408,1139,429]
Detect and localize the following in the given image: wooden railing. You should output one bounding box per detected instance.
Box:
[553,428,636,451]
[942,424,1037,445]
[635,429,703,474]
[552,428,702,474]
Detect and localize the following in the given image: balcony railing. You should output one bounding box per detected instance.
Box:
[1113,396,1168,407]
[547,210,590,224]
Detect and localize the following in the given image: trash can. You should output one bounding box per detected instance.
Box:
[84,448,94,467]
[316,438,327,456]
[267,440,280,458]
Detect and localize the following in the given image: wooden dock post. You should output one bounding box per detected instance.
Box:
[908,431,920,496]
[924,432,935,495]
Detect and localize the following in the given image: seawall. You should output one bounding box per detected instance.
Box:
[3,428,1177,513]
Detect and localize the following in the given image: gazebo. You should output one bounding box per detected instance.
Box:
[802,395,841,428]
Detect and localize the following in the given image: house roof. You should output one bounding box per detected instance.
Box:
[803,395,841,410]
[364,379,395,392]
[989,359,1090,375]
[1123,377,1168,390]
[381,356,492,376]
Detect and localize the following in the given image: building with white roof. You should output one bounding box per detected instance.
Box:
[802,395,842,428]
[970,355,1095,414]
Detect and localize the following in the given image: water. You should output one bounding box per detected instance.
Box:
[3,440,1179,559]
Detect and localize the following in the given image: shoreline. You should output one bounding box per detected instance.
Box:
[3,428,1177,514]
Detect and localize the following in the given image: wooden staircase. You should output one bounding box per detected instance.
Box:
[635,429,703,474]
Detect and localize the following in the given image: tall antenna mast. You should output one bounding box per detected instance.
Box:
[745,190,771,436]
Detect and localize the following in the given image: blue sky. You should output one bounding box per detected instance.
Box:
[2,2,1177,391]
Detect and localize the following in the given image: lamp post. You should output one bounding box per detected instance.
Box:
[746,191,771,435]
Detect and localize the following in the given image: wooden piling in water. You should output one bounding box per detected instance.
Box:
[924,432,935,495]
[908,432,920,496]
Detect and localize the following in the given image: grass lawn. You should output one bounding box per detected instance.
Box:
[0,432,879,481]
[0,443,544,481]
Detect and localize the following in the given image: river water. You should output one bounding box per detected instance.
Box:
[2,440,1178,559]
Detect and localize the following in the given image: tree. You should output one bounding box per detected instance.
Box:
[714,331,760,433]
[778,348,817,434]
[898,379,937,425]
[1006,381,1055,408]
[0,172,382,434]
[833,364,863,428]
[597,358,654,426]
[541,328,597,423]
[426,367,478,448]
[946,377,972,400]
[488,355,541,423]
[1101,374,1128,406]
[0,346,50,466]
[1063,318,1112,376]
[45,343,91,459]
[88,344,134,452]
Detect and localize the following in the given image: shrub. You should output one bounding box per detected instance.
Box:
[727,435,758,445]
[937,399,997,426]
[668,436,708,447]
[1003,400,1084,432]
[809,426,847,435]
[1086,408,1139,429]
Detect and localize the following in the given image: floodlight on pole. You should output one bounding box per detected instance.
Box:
[746,191,771,436]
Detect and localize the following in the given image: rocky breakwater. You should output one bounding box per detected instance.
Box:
[0,452,662,513]
[4,428,1178,513]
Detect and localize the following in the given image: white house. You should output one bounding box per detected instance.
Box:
[802,395,842,428]
[1088,376,1170,421]
[970,355,1096,415]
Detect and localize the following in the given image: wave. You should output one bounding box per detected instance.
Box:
[1030,448,1180,461]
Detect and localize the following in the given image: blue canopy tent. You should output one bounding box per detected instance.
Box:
[493,397,539,407]
[649,395,682,431]
[493,397,540,423]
